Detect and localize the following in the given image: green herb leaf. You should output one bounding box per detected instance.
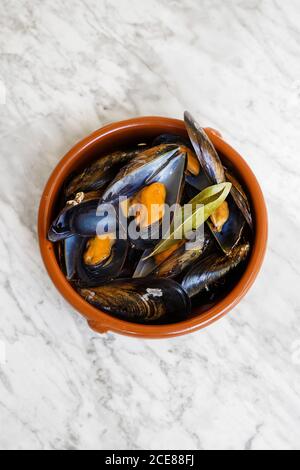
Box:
[145,182,232,259]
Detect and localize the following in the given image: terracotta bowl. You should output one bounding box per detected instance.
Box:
[38,117,268,338]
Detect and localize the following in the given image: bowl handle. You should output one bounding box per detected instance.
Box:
[88,320,109,334]
[206,127,223,139]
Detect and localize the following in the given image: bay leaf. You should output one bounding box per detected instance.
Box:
[145,182,232,259]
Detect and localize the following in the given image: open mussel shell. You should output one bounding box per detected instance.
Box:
[181,242,250,298]
[184,111,253,230]
[185,173,245,254]
[184,111,225,184]
[186,170,210,191]
[48,198,118,242]
[181,172,208,204]
[207,195,246,254]
[152,245,203,280]
[48,191,104,242]
[225,169,253,230]
[118,246,142,279]
[69,200,119,238]
[101,144,182,204]
[79,278,191,324]
[133,247,156,278]
[134,229,212,279]
[75,238,128,287]
[64,150,139,199]
[153,232,212,279]
[48,205,75,242]
[152,134,201,176]
[128,151,186,250]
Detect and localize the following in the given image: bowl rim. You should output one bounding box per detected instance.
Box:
[38,116,268,338]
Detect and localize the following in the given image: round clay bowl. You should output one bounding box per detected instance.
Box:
[38,117,268,338]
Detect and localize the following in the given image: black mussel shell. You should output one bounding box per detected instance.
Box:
[132,246,157,278]
[75,238,128,287]
[181,243,250,298]
[153,246,204,280]
[225,169,253,230]
[57,241,66,275]
[152,133,192,149]
[184,172,210,203]
[48,205,75,242]
[184,111,253,229]
[184,111,225,184]
[128,223,164,251]
[186,172,210,193]
[153,232,213,279]
[101,144,182,204]
[64,150,139,199]
[207,195,246,254]
[48,192,106,242]
[79,278,191,324]
[64,235,82,280]
[134,229,213,279]
[128,151,186,250]
[225,169,249,209]
[48,198,119,242]
[185,173,245,254]
[69,200,118,238]
[118,247,142,279]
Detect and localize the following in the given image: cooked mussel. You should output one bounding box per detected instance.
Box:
[48,191,102,242]
[105,145,187,250]
[207,196,246,254]
[101,144,184,204]
[75,235,128,286]
[134,229,212,279]
[126,150,187,249]
[48,205,75,242]
[79,278,191,324]
[186,172,246,253]
[65,150,139,198]
[184,111,225,183]
[152,134,200,176]
[48,197,118,242]
[152,232,212,279]
[184,115,251,253]
[184,111,253,230]
[59,232,128,285]
[69,199,119,238]
[181,242,250,298]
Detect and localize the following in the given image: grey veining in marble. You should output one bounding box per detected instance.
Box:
[0,0,300,450]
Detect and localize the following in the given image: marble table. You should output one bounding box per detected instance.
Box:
[0,0,299,450]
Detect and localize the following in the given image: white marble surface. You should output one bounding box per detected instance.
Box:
[0,0,300,450]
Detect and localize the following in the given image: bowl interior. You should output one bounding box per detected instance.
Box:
[40,117,267,338]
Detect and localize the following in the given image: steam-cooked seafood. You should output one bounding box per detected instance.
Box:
[79,278,191,324]
[181,243,250,298]
[65,150,139,198]
[48,111,253,324]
